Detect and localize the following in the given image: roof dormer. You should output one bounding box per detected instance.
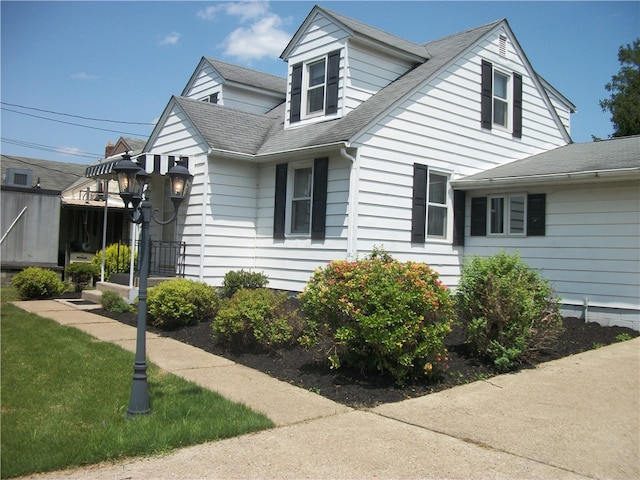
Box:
[281,5,429,128]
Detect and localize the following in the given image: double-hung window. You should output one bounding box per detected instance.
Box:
[492,70,509,128]
[273,158,329,240]
[412,164,450,243]
[481,59,523,137]
[306,60,326,116]
[291,167,313,233]
[289,50,340,124]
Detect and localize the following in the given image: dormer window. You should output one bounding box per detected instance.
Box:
[306,59,326,115]
[289,50,341,124]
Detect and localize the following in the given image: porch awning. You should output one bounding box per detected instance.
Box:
[85,157,122,179]
[85,154,190,179]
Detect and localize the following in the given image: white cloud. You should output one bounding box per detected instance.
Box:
[197,1,269,22]
[71,72,98,80]
[57,146,83,156]
[158,31,182,46]
[223,14,291,61]
[198,1,290,61]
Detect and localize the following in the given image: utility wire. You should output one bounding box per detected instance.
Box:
[0,101,154,126]
[1,137,103,159]
[2,107,149,136]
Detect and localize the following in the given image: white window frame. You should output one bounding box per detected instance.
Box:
[286,161,314,236]
[302,56,327,119]
[492,68,511,129]
[488,193,527,236]
[426,170,450,240]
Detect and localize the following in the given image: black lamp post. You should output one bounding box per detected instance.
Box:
[114,152,192,417]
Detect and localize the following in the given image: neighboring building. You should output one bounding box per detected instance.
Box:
[1,138,143,278]
[95,5,637,329]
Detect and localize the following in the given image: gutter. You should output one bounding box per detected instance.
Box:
[451,167,640,190]
[340,147,359,260]
[206,142,350,164]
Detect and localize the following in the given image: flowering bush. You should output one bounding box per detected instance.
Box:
[456,252,563,372]
[147,279,218,330]
[213,288,303,351]
[298,248,454,384]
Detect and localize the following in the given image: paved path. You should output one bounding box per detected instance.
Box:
[13,300,640,479]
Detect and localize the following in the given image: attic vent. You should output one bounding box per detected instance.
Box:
[499,35,507,57]
[5,168,32,187]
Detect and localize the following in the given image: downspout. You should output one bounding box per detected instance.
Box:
[199,152,210,282]
[340,147,358,261]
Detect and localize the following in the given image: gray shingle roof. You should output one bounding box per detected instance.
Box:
[1,155,89,191]
[452,135,640,187]
[204,58,286,94]
[312,6,430,60]
[176,18,500,156]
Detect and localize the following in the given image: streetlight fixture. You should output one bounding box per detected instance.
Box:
[114,152,192,417]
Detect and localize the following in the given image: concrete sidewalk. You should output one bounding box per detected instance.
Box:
[14,300,640,480]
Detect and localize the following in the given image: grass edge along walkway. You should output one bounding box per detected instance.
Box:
[1,303,274,479]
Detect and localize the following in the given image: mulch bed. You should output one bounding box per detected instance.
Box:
[77,294,637,408]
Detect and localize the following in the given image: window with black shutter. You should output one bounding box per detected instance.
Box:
[480,59,523,137]
[411,164,450,243]
[470,194,545,237]
[289,50,340,123]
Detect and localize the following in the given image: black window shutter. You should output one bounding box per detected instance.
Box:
[513,72,523,138]
[527,193,546,236]
[290,63,303,123]
[325,50,340,115]
[311,157,329,240]
[453,190,466,246]
[411,163,428,243]
[481,60,493,130]
[470,197,487,236]
[273,164,288,239]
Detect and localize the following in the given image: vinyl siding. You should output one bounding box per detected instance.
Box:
[253,155,351,291]
[347,27,569,286]
[463,181,640,328]
[183,62,222,101]
[344,41,415,114]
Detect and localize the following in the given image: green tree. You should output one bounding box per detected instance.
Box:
[599,39,640,137]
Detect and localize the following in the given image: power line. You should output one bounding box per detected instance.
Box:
[1,137,103,159]
[0,101,154,126]
[2,107,149,136]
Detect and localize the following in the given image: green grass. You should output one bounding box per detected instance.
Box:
[1,301,274,478]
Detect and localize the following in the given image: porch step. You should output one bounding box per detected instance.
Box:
[81,281,138,304]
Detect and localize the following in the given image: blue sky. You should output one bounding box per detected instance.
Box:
[1,1,638,165]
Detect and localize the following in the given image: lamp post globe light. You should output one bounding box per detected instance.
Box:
[113,152,192,417]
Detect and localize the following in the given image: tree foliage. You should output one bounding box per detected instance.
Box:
[599,39,640,137]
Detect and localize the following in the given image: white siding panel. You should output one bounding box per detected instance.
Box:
[184,62,223,99]
[464,182,640,326]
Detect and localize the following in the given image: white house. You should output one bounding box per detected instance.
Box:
[116,5,638,329]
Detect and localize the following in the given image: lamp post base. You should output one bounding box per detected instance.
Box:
[126,364,151,418]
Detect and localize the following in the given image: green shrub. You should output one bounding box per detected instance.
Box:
[64,263,99,292]
[220,269,269,298]
[298,248,454,385]
[455,252,563,372]
[147,279,218,330]
[99,290,131,314]
[213,289,302,351]
[12,267,65,300]
[91,244,136,282]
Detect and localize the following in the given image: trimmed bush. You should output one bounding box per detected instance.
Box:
[455,251,563,372]
[213,289,302,351]
[64,263,99,292]
[91,244,136,282]
[12,267,65,300]
[147,279,218,330]
[220,269,269,298]
[298,248,454,385]
[99,290,131,314]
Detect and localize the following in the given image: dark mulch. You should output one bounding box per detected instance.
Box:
[83,296,638,408]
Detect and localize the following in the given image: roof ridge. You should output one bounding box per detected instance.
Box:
[204,57,286,81]
[175,95,281,121]
[422,18,504,48]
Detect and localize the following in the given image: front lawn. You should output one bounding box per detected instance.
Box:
[0,302,274,478]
